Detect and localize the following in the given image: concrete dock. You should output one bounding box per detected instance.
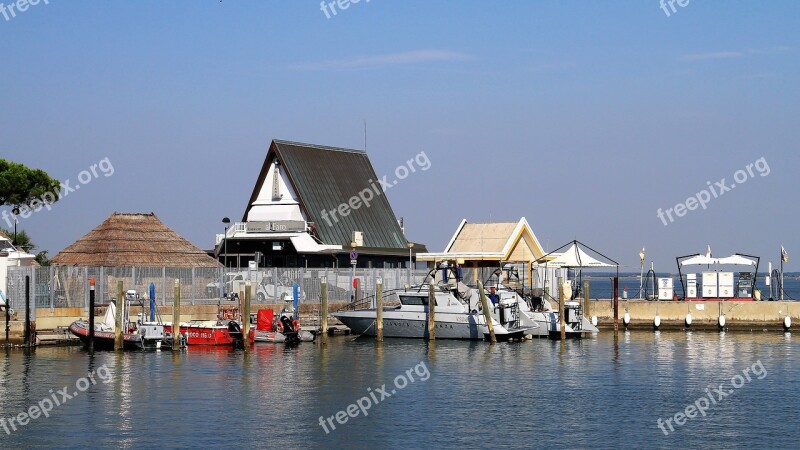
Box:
[591,300,797,331]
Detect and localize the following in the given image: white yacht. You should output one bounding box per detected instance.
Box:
[333,283,533,341]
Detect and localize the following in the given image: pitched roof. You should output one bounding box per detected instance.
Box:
[418,218,545,262]
[447,222,519,253]
[243,140,409,250]
[51,213,222,268]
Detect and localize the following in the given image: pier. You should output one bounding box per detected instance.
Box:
[592,300,797,331]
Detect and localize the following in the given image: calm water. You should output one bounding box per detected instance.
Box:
[1,332,798,449]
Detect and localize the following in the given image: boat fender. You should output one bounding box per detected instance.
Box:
[591,316,597,327]
[784,316,792,331]
[292,319,300,331]
[654,315,661,330]
[718,315,726,329]
[685,313,692,327]
[276,321,284,333]
[623,313,631,327]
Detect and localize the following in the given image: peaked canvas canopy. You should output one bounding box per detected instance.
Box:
[679,254,757,267]
[545,243,614,268]
[679,255,717,266]
[716,254,758,266]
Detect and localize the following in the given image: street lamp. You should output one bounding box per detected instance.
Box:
[11,207,19,246]
[222,217,231,268]
[222,217,231,298]
[407,242,414,286]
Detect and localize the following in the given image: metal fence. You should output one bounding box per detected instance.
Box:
[4,266,435,318]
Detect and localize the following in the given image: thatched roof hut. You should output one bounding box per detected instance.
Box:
[52,212,222,268]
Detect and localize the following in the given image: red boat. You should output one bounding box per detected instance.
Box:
[163,306,253,347]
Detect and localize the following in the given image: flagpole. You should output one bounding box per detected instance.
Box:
[781,253,785,301]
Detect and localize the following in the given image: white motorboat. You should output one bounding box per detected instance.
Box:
[333,283,533,341]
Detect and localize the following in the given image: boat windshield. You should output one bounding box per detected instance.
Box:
[399,295,429,306]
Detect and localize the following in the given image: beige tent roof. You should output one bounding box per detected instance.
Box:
[52,212,222,268]
[417,218,545,262]
[448,222,519,253]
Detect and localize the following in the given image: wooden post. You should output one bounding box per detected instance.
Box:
[583,279,590,319]
[477,281,496,343]
[173,279,181,351]
[558,277,566,341]
[320,276,328,345]
[613,276,619,332]
[376,278,384,342]
[427,283,435,341]
[88,278,96,354]
[24,276,31,347]
[115,281,124,351]
[243,281,251,352]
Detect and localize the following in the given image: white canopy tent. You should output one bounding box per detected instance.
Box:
[679,254,757,267]
[546,243,615,268]
[676,252,760,299]
[535,240,619,302]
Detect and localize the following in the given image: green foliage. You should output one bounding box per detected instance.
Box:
[0,159,61,208]
[0,227,35,251]
[35,251,50,266]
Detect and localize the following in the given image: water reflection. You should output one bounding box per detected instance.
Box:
[0,332,797,449]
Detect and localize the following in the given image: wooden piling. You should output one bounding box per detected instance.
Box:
[613,276,619,332]
[477,281,496,344]
[558,277,566,340]
[173,279,181,351]
[24,276,31,347]
[88,278,96,354]
[427,283,435,341]
[320,276,328,345]
[376,279,384,342]
[243,281,251,351]
[115,281,124,351]
[583,279,590,319]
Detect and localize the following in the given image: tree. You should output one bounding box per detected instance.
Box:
[0,159,61,210]
[35,251,50,266]
[1,227,33,248]
[0,227,49,265]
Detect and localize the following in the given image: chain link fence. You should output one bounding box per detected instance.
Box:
[4,266,434,318]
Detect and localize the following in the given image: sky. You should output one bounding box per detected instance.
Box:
[1,1,799,272]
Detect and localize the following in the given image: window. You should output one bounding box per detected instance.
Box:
[399,295,428,306]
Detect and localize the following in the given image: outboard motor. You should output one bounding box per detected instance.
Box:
[228,321,245,350]
[279,315,300,346]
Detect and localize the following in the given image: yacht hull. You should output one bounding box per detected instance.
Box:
[334,310,488,340]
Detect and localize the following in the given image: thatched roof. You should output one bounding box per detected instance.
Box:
[51,212,222,268]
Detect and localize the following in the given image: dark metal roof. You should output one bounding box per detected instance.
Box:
[244,140,409,250]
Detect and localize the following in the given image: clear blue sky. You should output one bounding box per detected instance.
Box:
[2,1,798,272]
